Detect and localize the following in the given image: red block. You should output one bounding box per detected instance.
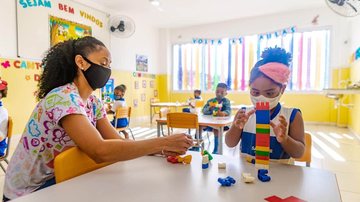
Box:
[255,155,269,161]
[256,102,270,110]
[256,133,270,147]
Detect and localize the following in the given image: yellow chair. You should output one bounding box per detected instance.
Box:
[159,107,170,136]
[0,116,13,172]
[54,147,112,183]
[194,100,204,108]
[114,107,134,140]
[295,132,312,167]
[166,112,202,147]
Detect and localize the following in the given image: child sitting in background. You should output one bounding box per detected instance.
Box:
[0,78,8,156]
[225,47,305,161]
[110,84,129,139]
[183,89,202,113]
[202,83,231,154]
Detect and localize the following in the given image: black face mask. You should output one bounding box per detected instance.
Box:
[81,56,111,90]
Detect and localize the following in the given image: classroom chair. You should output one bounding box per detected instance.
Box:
[54,147,112,183]
[295,132,312,167]
[0,116,13,173]
[159,107,170,136]
[114,107,135,140]
[166,112,203,149]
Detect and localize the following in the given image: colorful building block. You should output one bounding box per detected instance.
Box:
[258,169,271,182]
[242,173,255,183]
[202,155,209,169]
[218,162,226,169]
[218,176,236,186]
[202,150,213,161]
[255,102,270,169]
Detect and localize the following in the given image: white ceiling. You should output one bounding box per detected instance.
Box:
[90,0,327,28]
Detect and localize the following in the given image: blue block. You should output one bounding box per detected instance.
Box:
[256,111,270,124]
[258,169,268,175]
[202,163,209,169]
[217,178,231,186]
[258,174,271,182]
[225,176,236,184]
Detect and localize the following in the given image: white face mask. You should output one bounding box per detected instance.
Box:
[250,93,282,110]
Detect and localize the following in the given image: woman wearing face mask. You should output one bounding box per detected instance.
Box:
[225,47,305,161]
[3,37,193,201]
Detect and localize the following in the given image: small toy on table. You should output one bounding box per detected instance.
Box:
[201,150,213,161]
[166,155,192,164]
[257,169,271,182]
[202,155,209,169]
[218,176,236,187]
[218,162,226,169]
[242,173,255,183]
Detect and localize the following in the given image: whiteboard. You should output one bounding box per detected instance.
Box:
[16,0,110,60]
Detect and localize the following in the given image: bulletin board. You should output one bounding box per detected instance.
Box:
[16,0,110,60]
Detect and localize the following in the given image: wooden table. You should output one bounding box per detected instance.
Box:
[12,152,341,202]
[156,115,234,155]
[150,102,188,123]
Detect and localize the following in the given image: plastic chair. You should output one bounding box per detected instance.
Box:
[166,112,203,147]
[159,107,170,136]
[54,147,112,183]
[295,132,312,167]
[114,107,135,140]
[0,116,13,172]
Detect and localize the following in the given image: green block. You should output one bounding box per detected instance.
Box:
[255,150,270,156]
[256,128,270,134]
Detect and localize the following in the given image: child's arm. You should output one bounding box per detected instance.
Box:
[202,100,213,115]
[225,109,255,147]
[270,112,305,158]
[217,98,231,116]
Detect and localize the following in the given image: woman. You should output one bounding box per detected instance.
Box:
[3,36,193,201]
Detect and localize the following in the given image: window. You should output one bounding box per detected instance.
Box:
[172,30,330,91]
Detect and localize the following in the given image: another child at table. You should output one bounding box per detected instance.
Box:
[3,37,193,201]
[110,84,129,139]
[201,83,231,154]
[225,47,305,161]
[0,78,9,157]
[182,89,202,113]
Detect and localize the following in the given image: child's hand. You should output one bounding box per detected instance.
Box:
[270,115,288,143]
[233,108,255,130]
[216,111,227,117]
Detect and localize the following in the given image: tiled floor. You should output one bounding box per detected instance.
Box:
[1,122,359,201]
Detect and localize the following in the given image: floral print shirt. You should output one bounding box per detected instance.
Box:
[4,83,106,199]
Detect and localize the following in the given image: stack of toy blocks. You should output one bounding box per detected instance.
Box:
[255,102,270,169]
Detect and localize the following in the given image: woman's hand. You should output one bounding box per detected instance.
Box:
[162,134,193,156]
[233,108,256,130]
[270,115,288,143]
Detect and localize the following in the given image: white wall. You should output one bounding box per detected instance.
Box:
[0,0,162,74]
[350,16,360,52]
[166,7,352,73]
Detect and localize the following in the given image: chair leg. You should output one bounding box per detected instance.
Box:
[128,128,135,140]
[0,162,6,173]
[306,162,310,167]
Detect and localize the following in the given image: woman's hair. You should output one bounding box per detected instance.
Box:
[36,36,106,100]
[249,47,292,85]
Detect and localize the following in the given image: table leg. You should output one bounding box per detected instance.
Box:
[157,121,161,138]
[218,126,224,155]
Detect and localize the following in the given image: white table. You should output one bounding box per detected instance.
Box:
[156,115,234,154]
[150,102,188,123]
[12,152,341,202]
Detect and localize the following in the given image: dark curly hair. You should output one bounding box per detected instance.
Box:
[249,47,292,85]
[36,36,106,100]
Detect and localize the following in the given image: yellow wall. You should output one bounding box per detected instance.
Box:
[1,57,159,134]
[349,61,360,134]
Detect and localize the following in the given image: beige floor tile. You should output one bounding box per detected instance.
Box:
[341,191,360,202]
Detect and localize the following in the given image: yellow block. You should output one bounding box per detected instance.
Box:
[255,159,269,165]
[255,146,270,152]
[256,124,270,129]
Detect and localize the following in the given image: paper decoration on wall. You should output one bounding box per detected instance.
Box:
[133,99,138,108]
[132,72,156,79]
[100,78,114,103]
[50,16,92,47]
[58,3,75,14]
[192,26,296,45]
[134,81,139,89]
[0,57,42,82]
[136,54,148,72]
[141,93,146,102]
[80,10,104,28]
[154,90,158,97]
[150,80,155,88]
[142,80,147,88]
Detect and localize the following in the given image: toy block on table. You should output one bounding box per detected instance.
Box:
[218,162,226,169]
[265,195,307,202]
[246,157,255,164]
[202,150,213,161]
[255,102,270,169]
[202,155,209,169]
[241,172,255,183]
[218,176,236,187]
[257,169,271,182]
[167,155,192,164]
